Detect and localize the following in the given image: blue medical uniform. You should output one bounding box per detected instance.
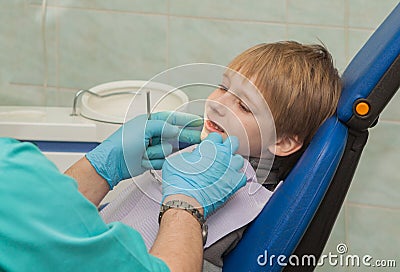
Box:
[0,138,169,272]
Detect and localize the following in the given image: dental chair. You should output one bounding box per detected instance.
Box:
[223,3,400,271]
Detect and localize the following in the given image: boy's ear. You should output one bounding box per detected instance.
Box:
[268,135,303,156]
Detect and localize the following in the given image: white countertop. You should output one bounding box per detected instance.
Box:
[0,106,120,142]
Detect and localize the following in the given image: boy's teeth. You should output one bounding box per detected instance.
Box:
[210,120,224,132]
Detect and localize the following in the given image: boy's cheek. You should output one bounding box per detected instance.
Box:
[202,127,256,157]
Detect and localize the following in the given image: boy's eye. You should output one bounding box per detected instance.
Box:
[218,84,229,91]
[239,101,251,113]
[218,84,252,113]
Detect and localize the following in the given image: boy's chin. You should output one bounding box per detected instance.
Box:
[200,130,208,141]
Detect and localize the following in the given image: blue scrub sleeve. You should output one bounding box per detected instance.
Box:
[0,138,170,272]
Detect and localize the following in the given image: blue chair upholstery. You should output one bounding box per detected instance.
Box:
[223,3,400,271]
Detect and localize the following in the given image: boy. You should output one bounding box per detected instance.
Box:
[101,41,342,271]
[197,41,341,269]
[201,41,341,190]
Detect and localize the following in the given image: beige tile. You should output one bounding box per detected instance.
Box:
[346,29,373,65]
[348,0,399,29]
[380,90,400,122]
[346,204,400,271]
[288,0,345,26]
[0,84,49,106]
[0,3,57,88]
[57,9,168,89]
[168,17,286,68]
[347,122,400,208]
[45,0,168,14]
[169,0,286,22]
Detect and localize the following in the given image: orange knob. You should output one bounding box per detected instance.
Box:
[355,101,370,116]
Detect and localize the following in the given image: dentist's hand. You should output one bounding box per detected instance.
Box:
[162,133,247,218]
[86,111,203,189]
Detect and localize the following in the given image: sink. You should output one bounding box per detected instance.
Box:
[78,80,189,124]
[0,81,189,143]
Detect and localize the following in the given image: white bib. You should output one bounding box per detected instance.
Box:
[100,151,272,249]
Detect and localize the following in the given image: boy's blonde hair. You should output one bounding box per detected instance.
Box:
[228,41,342,145]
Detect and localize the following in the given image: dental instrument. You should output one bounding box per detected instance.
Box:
[146,90,151,119]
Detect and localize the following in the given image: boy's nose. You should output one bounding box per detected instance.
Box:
[208,99,226,116]
[209,92,234,116]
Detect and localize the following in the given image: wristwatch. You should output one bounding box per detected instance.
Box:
[159,200,208,245]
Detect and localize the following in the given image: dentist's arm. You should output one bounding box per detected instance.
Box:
[65,112,203,206]
[151,133,247,271]
[65,156,109,205]
[151,194,204,272]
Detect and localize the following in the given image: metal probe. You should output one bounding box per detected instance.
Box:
[146,90,151,119]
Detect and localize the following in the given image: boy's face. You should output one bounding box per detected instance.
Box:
[200,71,276,157]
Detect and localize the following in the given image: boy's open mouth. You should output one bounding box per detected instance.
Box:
[205,119,225,134]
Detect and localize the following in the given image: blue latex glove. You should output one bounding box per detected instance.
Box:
[162,133,247,218]
[86,111,203,189]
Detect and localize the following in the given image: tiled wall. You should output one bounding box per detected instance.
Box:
[1,0,399,270]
